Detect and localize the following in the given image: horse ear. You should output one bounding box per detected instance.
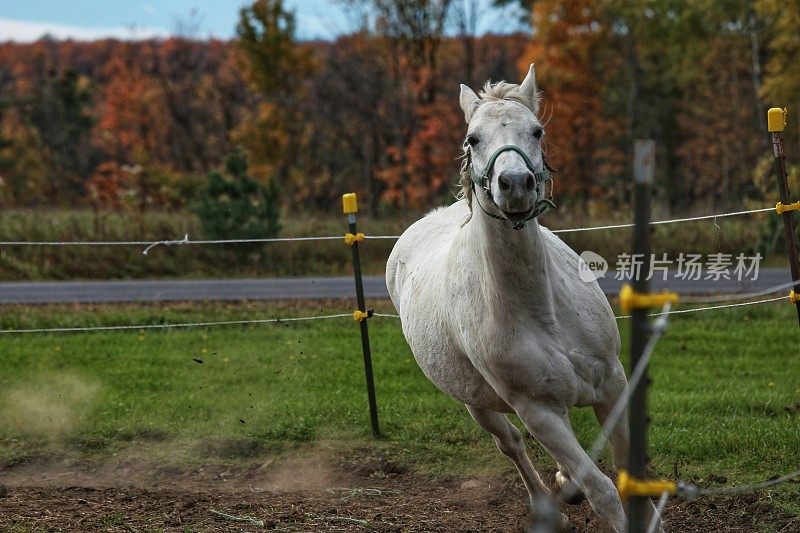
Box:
[459,84,480,123]
[518,64,540,115]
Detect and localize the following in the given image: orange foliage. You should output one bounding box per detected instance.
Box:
[0,7,792,214]
[518,0,625,203]
[94,52,163,165]
[381,95,464,208]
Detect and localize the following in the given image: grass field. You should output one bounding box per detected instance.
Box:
[1,299,798,507]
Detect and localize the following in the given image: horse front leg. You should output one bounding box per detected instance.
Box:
[465,405,571,531]
[513,401,627,533]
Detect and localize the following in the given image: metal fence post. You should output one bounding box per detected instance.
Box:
[628,140,655,533]
[767,108,800,328]
[342,192,380,438]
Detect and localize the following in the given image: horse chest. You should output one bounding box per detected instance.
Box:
[456,317,609,407]
[402,314,512,411]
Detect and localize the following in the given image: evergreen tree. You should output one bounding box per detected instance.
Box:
[193,147,281,258]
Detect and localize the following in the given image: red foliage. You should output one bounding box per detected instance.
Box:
[86,161,131,209]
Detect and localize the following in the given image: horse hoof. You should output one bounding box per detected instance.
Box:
[558,512,576,532]
[555,471,586,505]
[524,512,574,533]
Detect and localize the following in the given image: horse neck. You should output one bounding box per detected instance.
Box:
[467,196,556,323]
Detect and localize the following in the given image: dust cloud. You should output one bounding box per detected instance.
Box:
[0,372,100,437]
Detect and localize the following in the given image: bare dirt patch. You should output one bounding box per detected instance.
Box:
[0,448,796,532]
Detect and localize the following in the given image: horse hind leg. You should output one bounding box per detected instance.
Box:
[465,405,571,531]
[593,374,664,532]
[592,368,631,474]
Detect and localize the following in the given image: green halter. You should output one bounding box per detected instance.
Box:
[468,144,556,230]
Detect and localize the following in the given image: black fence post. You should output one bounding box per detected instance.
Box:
[768,108,800,328]
[343,192,380,438]
[628,140,655,533]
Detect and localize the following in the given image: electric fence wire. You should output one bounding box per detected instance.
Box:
[0,206,775,249]
[0,313,353,335]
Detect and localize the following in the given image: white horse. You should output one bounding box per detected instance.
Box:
[386,65,661,532]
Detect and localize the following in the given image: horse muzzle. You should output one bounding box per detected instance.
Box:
[467,144,557,229]
[494,168,538,216]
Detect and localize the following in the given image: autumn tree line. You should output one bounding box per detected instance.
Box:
[1,0,799,218]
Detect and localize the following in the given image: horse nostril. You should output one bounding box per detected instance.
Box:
[498,175,511,191]
[526,174,535,191]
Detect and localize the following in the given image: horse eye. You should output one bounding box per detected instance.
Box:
[466,135,480,147]
[532,126,544,140]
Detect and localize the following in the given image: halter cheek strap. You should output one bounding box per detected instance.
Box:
[467,144,557,230]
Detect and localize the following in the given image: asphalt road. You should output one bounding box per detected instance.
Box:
[0,268,792,304]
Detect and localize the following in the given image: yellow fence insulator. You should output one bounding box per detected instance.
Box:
[344,232,365,245]
[776,201,800,215]
[617,470,677,502]
[353,310,372,322]
[619,284,679,314]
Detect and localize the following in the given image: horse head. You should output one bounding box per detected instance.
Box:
[459,64,553,229]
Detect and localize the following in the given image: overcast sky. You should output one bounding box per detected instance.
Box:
[0,0,527,42]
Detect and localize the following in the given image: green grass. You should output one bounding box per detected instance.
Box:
[0,301,798,494]
[98,512,125,527]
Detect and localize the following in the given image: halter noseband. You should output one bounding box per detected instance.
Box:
[467,144,556,230]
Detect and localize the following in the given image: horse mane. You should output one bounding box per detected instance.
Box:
[479,80,538,107]
[458,80,540,221]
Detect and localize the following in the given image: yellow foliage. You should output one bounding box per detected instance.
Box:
[757,0,800,106]
[231,101,287,182]
[0,108,51,204]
